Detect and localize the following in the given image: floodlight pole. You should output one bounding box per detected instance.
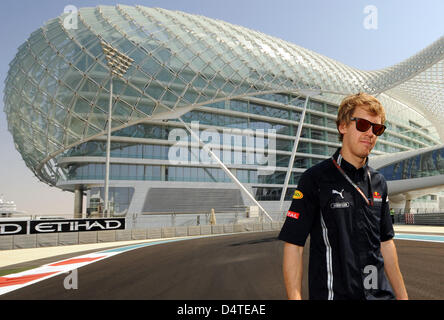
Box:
[104,71,113,217]
[101,41,133,218]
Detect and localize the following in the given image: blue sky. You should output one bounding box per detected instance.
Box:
[0,0,443,215]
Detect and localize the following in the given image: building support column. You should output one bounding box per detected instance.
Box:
[404,198,411,214]
[74,188,83,219]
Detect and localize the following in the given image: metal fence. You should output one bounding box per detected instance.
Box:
[128,210,286,229]
[394,212,444,226]
[4,210,444,227]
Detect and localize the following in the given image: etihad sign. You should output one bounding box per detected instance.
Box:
[0,218,125,235]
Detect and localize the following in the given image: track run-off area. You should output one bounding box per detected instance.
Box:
[0,231,443,300]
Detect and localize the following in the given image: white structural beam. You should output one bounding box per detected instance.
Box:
[279,90,320,211]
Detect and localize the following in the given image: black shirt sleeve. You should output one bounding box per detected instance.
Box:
[278,169,319,247]
[380,177,394,242]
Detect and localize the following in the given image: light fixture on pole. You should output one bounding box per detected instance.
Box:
[100,40,134,217]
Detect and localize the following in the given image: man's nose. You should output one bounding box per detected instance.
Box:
[364,126,375,137]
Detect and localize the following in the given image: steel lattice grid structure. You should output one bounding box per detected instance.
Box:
[3,5,444,188]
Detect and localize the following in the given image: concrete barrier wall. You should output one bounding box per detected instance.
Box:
[0,236,13,250]
[13,235,36,249]
[131,229,147,240]
[0,221,283,251]
[59,232,79,246]
[148,227,161,239]
[211,225,224,234]
[161,227,175,238]
[37,233,58,247]
[116,230,131,242]
[187,226,201,236]
[98,230,116,243]
[79,231,98,244]
[200,225,211,235]
[175,226,188,237]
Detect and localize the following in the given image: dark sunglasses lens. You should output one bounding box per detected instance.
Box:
[372,124,385,136]
[355,119,372,132]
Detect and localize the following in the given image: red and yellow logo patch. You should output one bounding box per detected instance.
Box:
[287,211,300,219]
[293,190,304,200]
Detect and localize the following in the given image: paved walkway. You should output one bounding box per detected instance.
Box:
[393,225,444,234]
[0,225,443,269]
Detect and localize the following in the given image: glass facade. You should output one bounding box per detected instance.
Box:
[58,90,437,204]
[379,148,444,181]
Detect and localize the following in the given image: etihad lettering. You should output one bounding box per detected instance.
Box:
[0,219,125,235]
[0,221,27,235]
[30,219,123,233]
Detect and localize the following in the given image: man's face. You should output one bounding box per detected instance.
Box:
[339,106,382,159]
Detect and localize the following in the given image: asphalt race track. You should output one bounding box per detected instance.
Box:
[1,231,443,300]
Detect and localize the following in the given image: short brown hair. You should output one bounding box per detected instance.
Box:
[336,92,386,141]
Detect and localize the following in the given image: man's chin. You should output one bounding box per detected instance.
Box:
[357,147,373,159]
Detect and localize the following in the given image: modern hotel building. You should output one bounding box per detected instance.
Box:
[3,5,444,221]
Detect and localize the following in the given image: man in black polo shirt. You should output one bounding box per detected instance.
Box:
[279,93,408,300]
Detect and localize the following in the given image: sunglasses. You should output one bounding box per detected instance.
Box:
[350,117,386,136]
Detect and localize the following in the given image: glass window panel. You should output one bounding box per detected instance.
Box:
[113,100,132,122]
[89,106,107,130]
[297,142,309,153]
[311,144,326,155]
[120,164,129,179]
[68,114,86,137]
[152,166,161,180]
[74,53,95,72]
[311,129,325,141]
[88,63,108,85]
[110,164,119,179]
[230,100,248,113]
[326,118,337,129]
[310,115,324,126]
[55,83,75,107]
[73,97,91,117]
[328,146,338,155]
[327,104,338,114]
[80,79,99,99]
[328,132,339,143]
[136,165,144,180]
[309,100,324,112]
[140,57,163,77]
[28,63,46,84]
[129,164,137,178]
[63,68,84,91]
[54,104,67,124]
[21,52,37,72]
[48,122,64,142]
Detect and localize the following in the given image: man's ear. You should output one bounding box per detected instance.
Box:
[338,121,348,136]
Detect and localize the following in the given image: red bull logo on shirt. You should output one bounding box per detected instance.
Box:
[373,191,383,202]
[373,191,382,199]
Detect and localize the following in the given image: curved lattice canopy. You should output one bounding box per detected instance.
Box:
[3,5,444,185]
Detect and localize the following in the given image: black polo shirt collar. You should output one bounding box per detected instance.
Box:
[332,148,368,181]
